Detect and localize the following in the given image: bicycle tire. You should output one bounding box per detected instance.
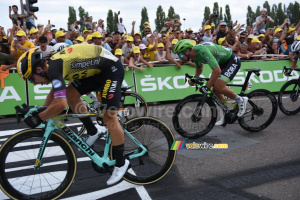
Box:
[120,91,148,123]
[172,94,217,139]
[110,117,176,185]
[238,89,278,132]
[0,129,77,200]
[278,79,300,115]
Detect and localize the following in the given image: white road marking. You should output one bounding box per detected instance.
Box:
[0,126,152,200]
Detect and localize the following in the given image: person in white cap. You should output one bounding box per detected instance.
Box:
[253,8,274,35]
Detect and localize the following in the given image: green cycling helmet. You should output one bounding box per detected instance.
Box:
[173,39,193,54]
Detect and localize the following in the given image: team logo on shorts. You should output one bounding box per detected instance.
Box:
[102,79,112,99]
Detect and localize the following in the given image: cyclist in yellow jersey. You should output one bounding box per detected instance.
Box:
[17,44,129,185]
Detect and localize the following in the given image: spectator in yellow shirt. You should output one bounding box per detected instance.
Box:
[146,33,158,61]
[2,30,35,70]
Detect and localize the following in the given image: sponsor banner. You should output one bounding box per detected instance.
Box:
[1,61,299,115]
[134,60,300,103]
[0,73,27,115]
[1,68,135,115]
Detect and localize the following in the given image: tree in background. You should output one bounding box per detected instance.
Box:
[106,9,114,33]
[271,4,278,25]
[202,6,211,26]
[255,6,261,18]
[292,2,300,24]
[155,5,166,32]
[246,5,255,26]
[219,7,223,22]
[263,1,271,13]
[140,7,149,32]
[68,6,76,30]
[224,5,232,25]
[113,12,118,33]
[276,3,286,25]
[167,6,175,20]
[212,2,220,25]
[166,6,181,30]
[78,6,88,32]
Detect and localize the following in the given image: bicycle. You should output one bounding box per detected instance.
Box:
[0,104,176,200]
[66,85,148,137]
[172,68,278,139]
[278,66,300,115]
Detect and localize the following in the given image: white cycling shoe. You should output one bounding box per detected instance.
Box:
[215,114,225,126]
[107,159,130,185]
[86,129,105,146]
[237,97,249,117]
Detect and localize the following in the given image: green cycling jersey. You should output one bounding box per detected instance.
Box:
[192,42,232,69]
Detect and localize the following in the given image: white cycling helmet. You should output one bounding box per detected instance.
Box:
[291,41,300,53]
[50,43,69,55]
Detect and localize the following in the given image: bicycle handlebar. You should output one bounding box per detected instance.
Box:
[185,73,206,85]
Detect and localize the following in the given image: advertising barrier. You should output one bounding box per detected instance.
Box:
[0,60,299,115]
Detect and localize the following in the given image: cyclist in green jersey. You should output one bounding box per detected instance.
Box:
[173,39,248,125]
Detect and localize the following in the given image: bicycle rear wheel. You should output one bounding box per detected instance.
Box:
[172,94,217,139]
[119,91,148,123]
[278,79,300,115]
[0,129,77,200]
[110,117,176,185]
[238,89,278,132]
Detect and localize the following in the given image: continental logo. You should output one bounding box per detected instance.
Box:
[71,57,101,69]
[102,79,112,99]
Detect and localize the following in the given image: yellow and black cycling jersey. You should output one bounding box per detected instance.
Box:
[49,44,118,81]
[47,44,120,99]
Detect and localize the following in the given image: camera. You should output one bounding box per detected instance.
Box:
[51,25,55,27]
[14,39,18,44]
[214,13,218,18]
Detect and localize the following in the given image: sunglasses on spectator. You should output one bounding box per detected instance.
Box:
[240,37,246,39]
[145,31,150,33]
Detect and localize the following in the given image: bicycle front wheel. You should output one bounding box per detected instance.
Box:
[0,129,77,200]
[238,89,278,132]
[110,117,176,185]
[119,91,148,123]
[278,79,300,115]
[172,94,217,139]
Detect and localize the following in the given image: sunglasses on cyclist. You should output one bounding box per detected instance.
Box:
[178,50,187,58]
[28,68,46,83]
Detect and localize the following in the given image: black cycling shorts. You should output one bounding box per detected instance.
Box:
[71,60,124,110]
[219,52,241,83]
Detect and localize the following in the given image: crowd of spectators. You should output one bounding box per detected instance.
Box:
[0,6,296,72]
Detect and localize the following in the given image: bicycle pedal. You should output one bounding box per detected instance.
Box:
[103,163,113,174]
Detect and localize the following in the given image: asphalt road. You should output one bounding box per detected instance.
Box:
[0,102,299,200]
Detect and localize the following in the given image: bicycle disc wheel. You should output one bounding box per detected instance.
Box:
[119,92,148,123]
[238,89,278,132]
[278,79,300,115]
[0,129,77,200]
[110,117,176,185]
[172,94,217,139]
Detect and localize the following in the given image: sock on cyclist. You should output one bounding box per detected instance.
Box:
[79,116,97,136]
[235,95,244,104]
[88,93,98,102]
[113,144,125,167]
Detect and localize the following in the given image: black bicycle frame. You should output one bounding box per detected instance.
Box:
[195,70,259,118]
